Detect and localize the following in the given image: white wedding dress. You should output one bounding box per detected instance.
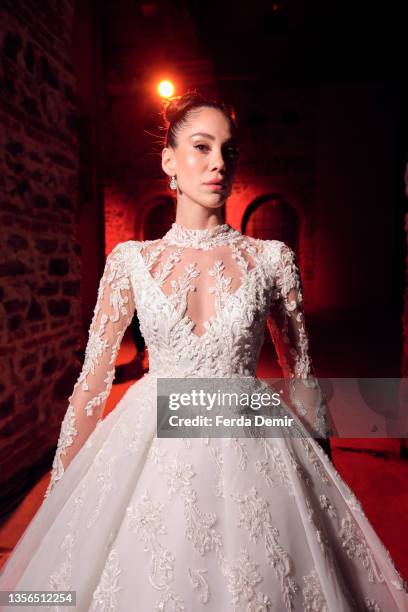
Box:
[1,223,407,612]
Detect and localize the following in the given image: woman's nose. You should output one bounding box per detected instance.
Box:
[210,149,226,171]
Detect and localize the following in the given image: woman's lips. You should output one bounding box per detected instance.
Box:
[205,183,226,191]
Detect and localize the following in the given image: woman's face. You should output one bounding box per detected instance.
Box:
[162,106,239,209]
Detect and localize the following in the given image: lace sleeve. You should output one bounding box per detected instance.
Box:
[44,243,135,498]
[266,243,334,439]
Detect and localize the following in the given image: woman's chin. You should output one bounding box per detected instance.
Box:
[184,191,228,210]
[204,200,227,209]
[203,193,229,208]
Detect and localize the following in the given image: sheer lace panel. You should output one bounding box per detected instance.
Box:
[44,244,135,498]
[266,244,333,439]
[139,235,260,338]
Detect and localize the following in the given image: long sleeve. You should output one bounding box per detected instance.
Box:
[44,243,135,499]
[266,243,335,439]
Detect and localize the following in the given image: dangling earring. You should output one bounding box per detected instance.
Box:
[169,175,177,190]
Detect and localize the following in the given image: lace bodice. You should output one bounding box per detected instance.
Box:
[133,223,270,378]
[45,223,330,498]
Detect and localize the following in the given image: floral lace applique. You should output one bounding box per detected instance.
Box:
[225,438,249,471]
[209,445,225,498]
[154,249,183,286]
[90,547,122,611]
[116,413,144,453]
[168,262,200,315]
[339,511,385,584]
[257,439,293,494]
[301,569,328,612]
[299,438,330,485]
[232,486,299,611]
[286,450,312,487]
[126,490,185,611]
[44,404,78,500]
[364,598,382,612]
[78,315,109,392]
[304,497,315,523]
[220,548,271,611]
[188,567,210,605]
[255,459,277,488]
[267,243,332,438]
[208,260,234,313]
[319,494,338,520]
[150,446,222,558]
[48,482,86,591]
[298,492,336,574]
[86,454,117,529]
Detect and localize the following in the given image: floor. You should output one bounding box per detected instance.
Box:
[1,310,407,586]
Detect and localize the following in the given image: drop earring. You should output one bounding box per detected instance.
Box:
[169,175,177,190]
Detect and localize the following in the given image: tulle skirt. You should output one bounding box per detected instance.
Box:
[1,373,407,611]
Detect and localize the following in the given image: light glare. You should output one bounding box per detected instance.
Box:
[158,80,175,97]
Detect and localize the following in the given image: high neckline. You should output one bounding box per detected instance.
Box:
[163,222,241,250]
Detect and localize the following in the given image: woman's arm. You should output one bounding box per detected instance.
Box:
[266,242,335,439]
[44,243,135,498]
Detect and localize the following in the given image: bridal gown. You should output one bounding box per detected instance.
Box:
[1,222,407,612]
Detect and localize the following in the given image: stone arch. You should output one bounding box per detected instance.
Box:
[135,195,176,241]
[241,193,300,251]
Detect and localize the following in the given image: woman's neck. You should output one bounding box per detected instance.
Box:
[163,221,239,250]
[174,201,225,230]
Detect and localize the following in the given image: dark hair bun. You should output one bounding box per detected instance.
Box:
[161,89,238,149]
[163,91,206,124]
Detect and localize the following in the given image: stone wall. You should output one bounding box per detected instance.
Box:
[402,212,408,377]
[0,0,80,511]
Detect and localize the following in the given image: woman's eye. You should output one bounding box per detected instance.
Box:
[194,144,209,152]
[194,143,239,158]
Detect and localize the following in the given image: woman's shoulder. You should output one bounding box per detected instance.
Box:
[241,234,291,262]
[109,238,160,256]
[261,238,295,258]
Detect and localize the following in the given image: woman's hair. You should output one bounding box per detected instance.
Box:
[161,90,238,148]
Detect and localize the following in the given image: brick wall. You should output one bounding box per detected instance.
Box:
[402,212,408,377]
[0,0,80,510]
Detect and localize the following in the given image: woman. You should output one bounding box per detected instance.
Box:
[0,92,407,611]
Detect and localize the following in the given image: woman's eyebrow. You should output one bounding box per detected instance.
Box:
[189,132,215,140]
[189,132,237,144]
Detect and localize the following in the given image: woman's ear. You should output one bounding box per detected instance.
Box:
[162,147,176,178]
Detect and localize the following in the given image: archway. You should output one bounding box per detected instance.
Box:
[241,194,300,252]
[137,196,176,240]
